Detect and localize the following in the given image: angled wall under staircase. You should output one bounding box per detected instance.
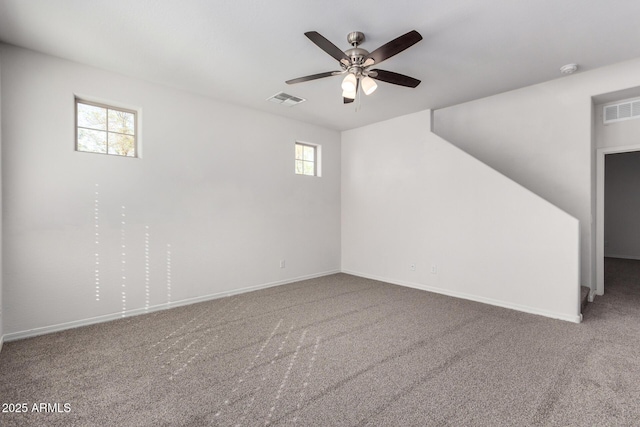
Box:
[432,56,640,295]
[341,110,581,322]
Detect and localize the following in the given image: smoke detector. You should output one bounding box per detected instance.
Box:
[560,64,578,74]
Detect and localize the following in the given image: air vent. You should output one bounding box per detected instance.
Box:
[603,99,640,124]
[267,92,306,107]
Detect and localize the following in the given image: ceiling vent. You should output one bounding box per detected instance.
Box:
[603,99,640,124]
[267,92,306,107]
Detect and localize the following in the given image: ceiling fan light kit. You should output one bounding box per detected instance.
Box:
[361,76,378,95]
[286,29,423,108]
[342,89,356,100]
[342,73,357,92]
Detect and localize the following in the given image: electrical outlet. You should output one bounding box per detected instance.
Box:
[431,265,438,274]
[410,263,416,271]
[280,260,286,269]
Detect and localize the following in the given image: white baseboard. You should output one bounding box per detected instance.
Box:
[4,269,340,342]
[341,269,582,324]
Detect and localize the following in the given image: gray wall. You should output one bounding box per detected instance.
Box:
[1,44,341,338]
[604,151,640,259]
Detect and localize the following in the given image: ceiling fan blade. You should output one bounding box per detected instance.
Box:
[286,71,339,85]
[343,97,355,104]
[364,30,422,66]
[305,31,350,65]
[369,69,421,88]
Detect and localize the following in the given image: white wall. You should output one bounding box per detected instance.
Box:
[603,151,640,259]
[0,46,3,351]
[1,44,341,339]
[342,110,581,322]
[595,98,640,150]
[433,57,640,291]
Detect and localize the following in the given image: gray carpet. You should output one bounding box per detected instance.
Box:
[1,262,639,426]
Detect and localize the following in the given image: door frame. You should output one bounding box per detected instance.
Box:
[596,143,640,295]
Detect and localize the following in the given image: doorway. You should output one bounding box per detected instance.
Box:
[596,146,640,295]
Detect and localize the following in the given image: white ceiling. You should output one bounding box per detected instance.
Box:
[2,0,640,131]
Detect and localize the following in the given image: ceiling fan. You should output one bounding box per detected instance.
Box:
[286,30,422,105]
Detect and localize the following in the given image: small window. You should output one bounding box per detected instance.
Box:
[76,98,137,157]
[295,142,320,176]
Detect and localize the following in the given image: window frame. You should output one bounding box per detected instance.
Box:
[295,141,321,177]
[75,97,138,158]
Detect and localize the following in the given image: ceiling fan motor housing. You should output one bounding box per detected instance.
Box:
[345,47,368,69]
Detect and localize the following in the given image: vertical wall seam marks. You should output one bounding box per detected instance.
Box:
[121,205,127,317]
[94,184,100,301]
[167,244,172,305]
[145,226,150,312]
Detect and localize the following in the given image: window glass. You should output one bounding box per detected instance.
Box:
[294,142,318,176]
[77,103,107,130]
[77,128,107,153]
[76,99,137,157]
